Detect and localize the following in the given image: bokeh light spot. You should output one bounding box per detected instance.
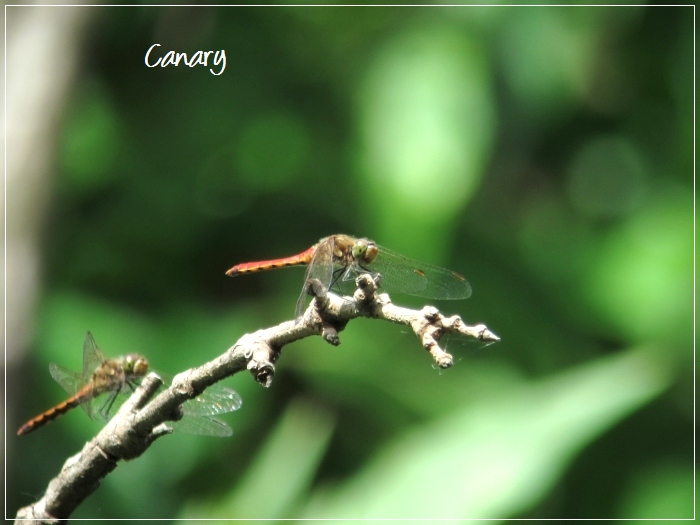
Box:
[499,9,594,112]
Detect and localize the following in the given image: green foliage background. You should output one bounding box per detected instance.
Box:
[8,5,694,520]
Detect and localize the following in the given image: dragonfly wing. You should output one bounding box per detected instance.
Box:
[169,415,233,437]
[49,363,81,396]
[152,371,242,416]
[295,237,335,321]
[414,261,472,300]
[49,363,100,418]
[82,332,106,381]
[182,385,243,417]
[369,247,472,300]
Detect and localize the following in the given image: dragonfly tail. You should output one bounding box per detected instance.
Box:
[225,246,316,276]
[17,394,83,436]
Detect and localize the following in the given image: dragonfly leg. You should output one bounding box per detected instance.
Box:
[355,264,382,289]
[99,390,120,420]
[340,264,364,283]
[329,266,346,289]
[333,264,382,294]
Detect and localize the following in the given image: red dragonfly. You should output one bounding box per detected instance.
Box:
[226,233,472,320]
[17,332,242,437]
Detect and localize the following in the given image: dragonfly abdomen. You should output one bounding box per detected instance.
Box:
[17,386,94,436]
[226,246,316,276]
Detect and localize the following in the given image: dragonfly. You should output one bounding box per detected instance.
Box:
[226,233,472,320]
[17,332,242,437]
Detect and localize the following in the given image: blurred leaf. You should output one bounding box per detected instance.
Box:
[183,398,335,519]
[583,186,693,343]
[616,461,694,519]
[301,347,671,519]
[357,23,495,254]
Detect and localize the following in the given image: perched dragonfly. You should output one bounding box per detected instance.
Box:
[226,233,472,320]
[17,332,242,437]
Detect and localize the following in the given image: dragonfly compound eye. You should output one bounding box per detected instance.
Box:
[124,354,149,375]
[364,242,378,263]
[134,358,149,376]
[351,239,368,259]
[351,239,378,264]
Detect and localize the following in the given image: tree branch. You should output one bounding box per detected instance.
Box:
[14,274,499,522]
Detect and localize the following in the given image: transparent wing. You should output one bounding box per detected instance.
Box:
[169,415,233,437]
[49,363,82,396]
[153,371,242,417]
[49,363,105,419]
[367,246,472,300]
[82,331,106,381]
[295,236,335,321]
[181,385,243,417]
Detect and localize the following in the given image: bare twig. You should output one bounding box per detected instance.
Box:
[14,274,499,522]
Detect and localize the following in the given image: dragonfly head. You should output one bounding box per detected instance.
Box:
[123,353,149,377]
[352,238,378,265]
